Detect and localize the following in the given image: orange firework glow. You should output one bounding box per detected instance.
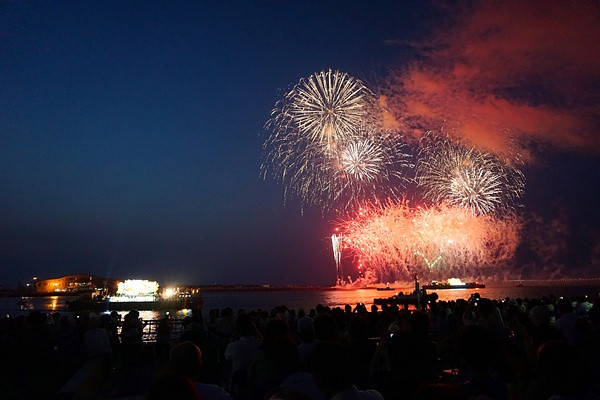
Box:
[337,200,521,282]
[384,1,600,159]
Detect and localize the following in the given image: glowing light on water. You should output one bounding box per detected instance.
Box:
[49,296,58,310]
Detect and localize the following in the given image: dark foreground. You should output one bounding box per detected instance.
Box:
[1,292,599,400]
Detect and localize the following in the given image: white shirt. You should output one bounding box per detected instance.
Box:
[224,335,262,371]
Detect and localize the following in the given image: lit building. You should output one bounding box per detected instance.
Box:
[34,274,118,294]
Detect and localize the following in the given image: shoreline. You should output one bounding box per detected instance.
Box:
[1,277,599,299]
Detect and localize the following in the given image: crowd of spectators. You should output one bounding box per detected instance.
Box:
[1,292,599,399]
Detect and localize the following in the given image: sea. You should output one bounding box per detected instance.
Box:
[1,280,599,321]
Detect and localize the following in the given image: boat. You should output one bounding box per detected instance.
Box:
[422,279,485,290]
[376,286,395,291]
[66,294,190,312]
[374,274,437,307]
[374,290,438,306]
[66,279,204,312]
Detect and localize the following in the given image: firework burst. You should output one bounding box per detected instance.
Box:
[415,135,524,215]
[333,126,412,197]
[267,69,375,150]
[340,138,385,182]
[338,200,521,282]
[262,70,412,212]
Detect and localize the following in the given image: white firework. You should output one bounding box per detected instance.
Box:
[272,69,375,150]
[416,135,524,215]
[340,138,385,182]
[332,233,343,283]
[262,71,412,212]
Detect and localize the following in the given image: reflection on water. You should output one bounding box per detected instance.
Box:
[49,296,59,311]
[0,282,597,320]
[182,284,600,313]
[111,309,192,321]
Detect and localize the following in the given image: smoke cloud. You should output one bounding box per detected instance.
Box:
[386,0,600,161]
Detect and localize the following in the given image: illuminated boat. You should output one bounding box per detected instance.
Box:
[422,279,485,290]
[375,274,438,307]
[66,279,196,311]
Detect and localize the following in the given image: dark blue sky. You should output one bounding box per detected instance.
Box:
[1,1,599,287]
[0,1,433,286]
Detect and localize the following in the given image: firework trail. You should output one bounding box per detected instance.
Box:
[331,233,343,284]
[262,70,411,212]
[338,200,521,282]
[415,135,525,215]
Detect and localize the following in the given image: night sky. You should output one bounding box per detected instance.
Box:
[2,1,599,287]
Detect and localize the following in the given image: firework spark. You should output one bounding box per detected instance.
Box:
[332,233,343,284]
[262,70,411,212]
[415,135,525,215]
[340,138,385,182]
[262,127,411,211]
[338,200,521,282]
[268,69,375,150]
